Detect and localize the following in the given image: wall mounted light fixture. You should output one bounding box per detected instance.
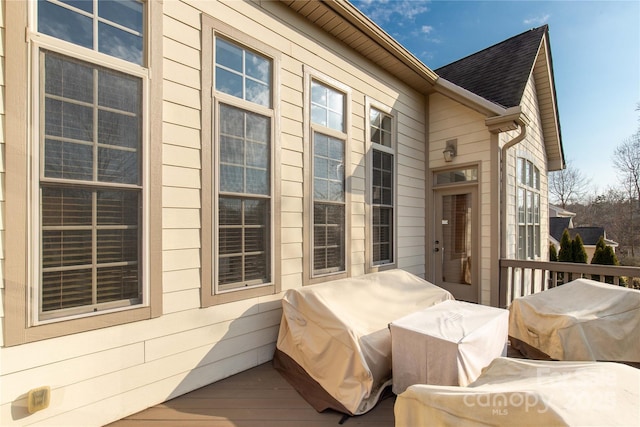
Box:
[443,139,457,162]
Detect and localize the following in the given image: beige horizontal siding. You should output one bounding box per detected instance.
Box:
[163,0,201,29]
[163,165,200,188]
[163,248,201,271]
[164,80,200,109]
[162,187,200,209]
[1,344,144,406]
[145,309,281,361]
[163,122,200,148]
[163,100,200,129]
[163,14,200,47]
[163,229,200,250]
[163,268,201,293]
[162,289,201,314]
[163,208,200,229]
[280,195,303,213]
[163,58,200,89]
[1,296,273,375]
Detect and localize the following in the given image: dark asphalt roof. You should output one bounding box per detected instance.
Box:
[435,26,548,108]
[550,217,605,246]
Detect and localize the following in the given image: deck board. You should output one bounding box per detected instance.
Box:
[108,362,396,426]
[108,345,531,426]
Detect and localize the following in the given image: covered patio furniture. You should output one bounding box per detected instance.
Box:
[390,300,508,393]
[509,278,640,362]
[395,357,640,427]
[274,269,453,415]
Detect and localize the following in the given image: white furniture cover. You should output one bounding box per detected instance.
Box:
[509,278,640,362]
[395,357,640,427]
[275,269,453,415]
[390,300,508,393]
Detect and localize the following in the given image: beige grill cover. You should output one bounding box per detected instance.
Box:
[276,269,453,415]
[509,278,640,362]
[395,357,640,427]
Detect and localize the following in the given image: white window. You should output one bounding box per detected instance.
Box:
[369,107,395,265]
[34,0,147,321]
[517,158,541,259]
[311,81,346,275]
[215,38,273,292]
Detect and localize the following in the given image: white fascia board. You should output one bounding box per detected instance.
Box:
[434,77,506,116]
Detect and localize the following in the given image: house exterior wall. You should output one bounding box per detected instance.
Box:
[0,1,428,425]
[427,93,496,304]
[428,70,551,304]
[503,74,549,264]
[501,73,550,298]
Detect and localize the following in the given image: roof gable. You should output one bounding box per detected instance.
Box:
[435,26,547,109]
[550,217,572,242]
[436,25,564,170]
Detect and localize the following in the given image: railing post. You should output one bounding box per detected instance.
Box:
[498,259,640,305]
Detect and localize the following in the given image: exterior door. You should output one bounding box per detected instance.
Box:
[434,187,478,302]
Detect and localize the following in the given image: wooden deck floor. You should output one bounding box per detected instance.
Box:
[107,362,396,427]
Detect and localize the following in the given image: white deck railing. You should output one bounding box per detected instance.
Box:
[499,259,640,307]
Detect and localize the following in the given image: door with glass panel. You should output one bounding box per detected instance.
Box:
[434,187,478,302]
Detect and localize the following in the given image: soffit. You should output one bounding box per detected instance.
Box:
[279,0,438,94]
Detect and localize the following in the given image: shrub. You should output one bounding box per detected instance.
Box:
[572,234,588,264]
[558,229,573,262]
[591,236,622,284]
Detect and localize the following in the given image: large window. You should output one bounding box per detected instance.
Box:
[311,81,346,275]
[369,107,395,266]
[215,38,273,292]
[201,17,279,305]
[34,0,147,322]
[517,158,541,259]
[40,52,143,319]
[5,0,160,344]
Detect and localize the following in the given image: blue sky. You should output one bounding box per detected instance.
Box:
[350,0,640,193]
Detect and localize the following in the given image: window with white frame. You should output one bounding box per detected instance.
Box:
[311,81,346,275]
[215,37,273,292]
[369,107,395,265]
[35,0,146,321]
[517,158,541,259]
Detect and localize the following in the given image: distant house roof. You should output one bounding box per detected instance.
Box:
[435,26,547,109]
[550,217,572,242]
[568,227,606,246]
[549,204,576,218]
[549,219,618,248]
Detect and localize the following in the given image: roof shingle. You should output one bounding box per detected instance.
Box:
[435,26,548,108]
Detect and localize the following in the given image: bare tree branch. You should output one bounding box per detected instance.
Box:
[613,131,640,202]
[549,159,590,208]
